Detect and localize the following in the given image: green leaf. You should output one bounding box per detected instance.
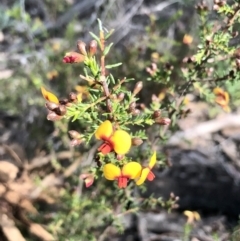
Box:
[105,63,122,69]
[89,32,101,47]
[109,74,115,84]
[72,112,79,122]
[103,43,113,56]
[97,19,103,31]
[105,29,115,39]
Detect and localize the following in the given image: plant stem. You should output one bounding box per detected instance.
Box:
[99,29,113,114]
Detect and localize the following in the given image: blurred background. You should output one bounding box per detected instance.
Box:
[0,0,240,240]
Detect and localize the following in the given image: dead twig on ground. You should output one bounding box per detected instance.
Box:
[168,114,240,146]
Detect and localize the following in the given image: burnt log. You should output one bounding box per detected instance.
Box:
[145,147,240,219]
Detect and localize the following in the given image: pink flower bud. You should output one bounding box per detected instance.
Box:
[45,102,59,111]
[70,139,82,146]
[116,154,124,160]
[132,109,140,116]
[131,137,143,146]
[55,105,66,116]
[68,130,81,139]
[47,112,62,121]
[77,40,87,55]
[129,102,136,112]
[117,93,125,102]
[133,81,143,96]
[88,40,97,56]
[155,118,171,125]
[152,110,161,119]
[68,92,77,102]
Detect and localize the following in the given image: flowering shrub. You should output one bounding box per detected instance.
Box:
[39,1,240,239]
[41,20,166,190]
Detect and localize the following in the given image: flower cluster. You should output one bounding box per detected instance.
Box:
[95,120,157,188]
[41,32,161,189]
[41,87,156,188]
[41,87,158,189]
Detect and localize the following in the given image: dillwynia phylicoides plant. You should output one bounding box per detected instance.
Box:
[40,0,240,207]
[41,19,172,190]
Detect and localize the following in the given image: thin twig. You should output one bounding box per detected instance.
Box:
[2,144,23,167]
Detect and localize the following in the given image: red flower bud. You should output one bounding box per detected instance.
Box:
[63,52,85,63]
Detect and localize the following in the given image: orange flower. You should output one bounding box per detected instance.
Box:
[103,162,142,188]
[183,34,193,45]
[135,151,156,185]
[213,87,230,112]
[95,120,131,155]
[41,86,59,104]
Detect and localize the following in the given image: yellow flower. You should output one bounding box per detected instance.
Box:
[103,162,142,188]
[213,87,230,112]
[75,85,90,100]
[184,210,201,224]
[135,151,157,185]
[95,120,131,155]
[41,86,59,104]
[46,70,58,80]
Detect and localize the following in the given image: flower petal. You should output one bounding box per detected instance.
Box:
[41,87,59,104]
[122,162,142,179]
[135,168,149,185]
[110,130,131,155]
[149,151,157,169]
[98,143,113,155]
[223,92,229,103]
[213,87,224,95]
[118,177,128,188]
[95,120,113,140]
[147,171,155,181]
[222,105,231,112]
[103,163,121,180]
